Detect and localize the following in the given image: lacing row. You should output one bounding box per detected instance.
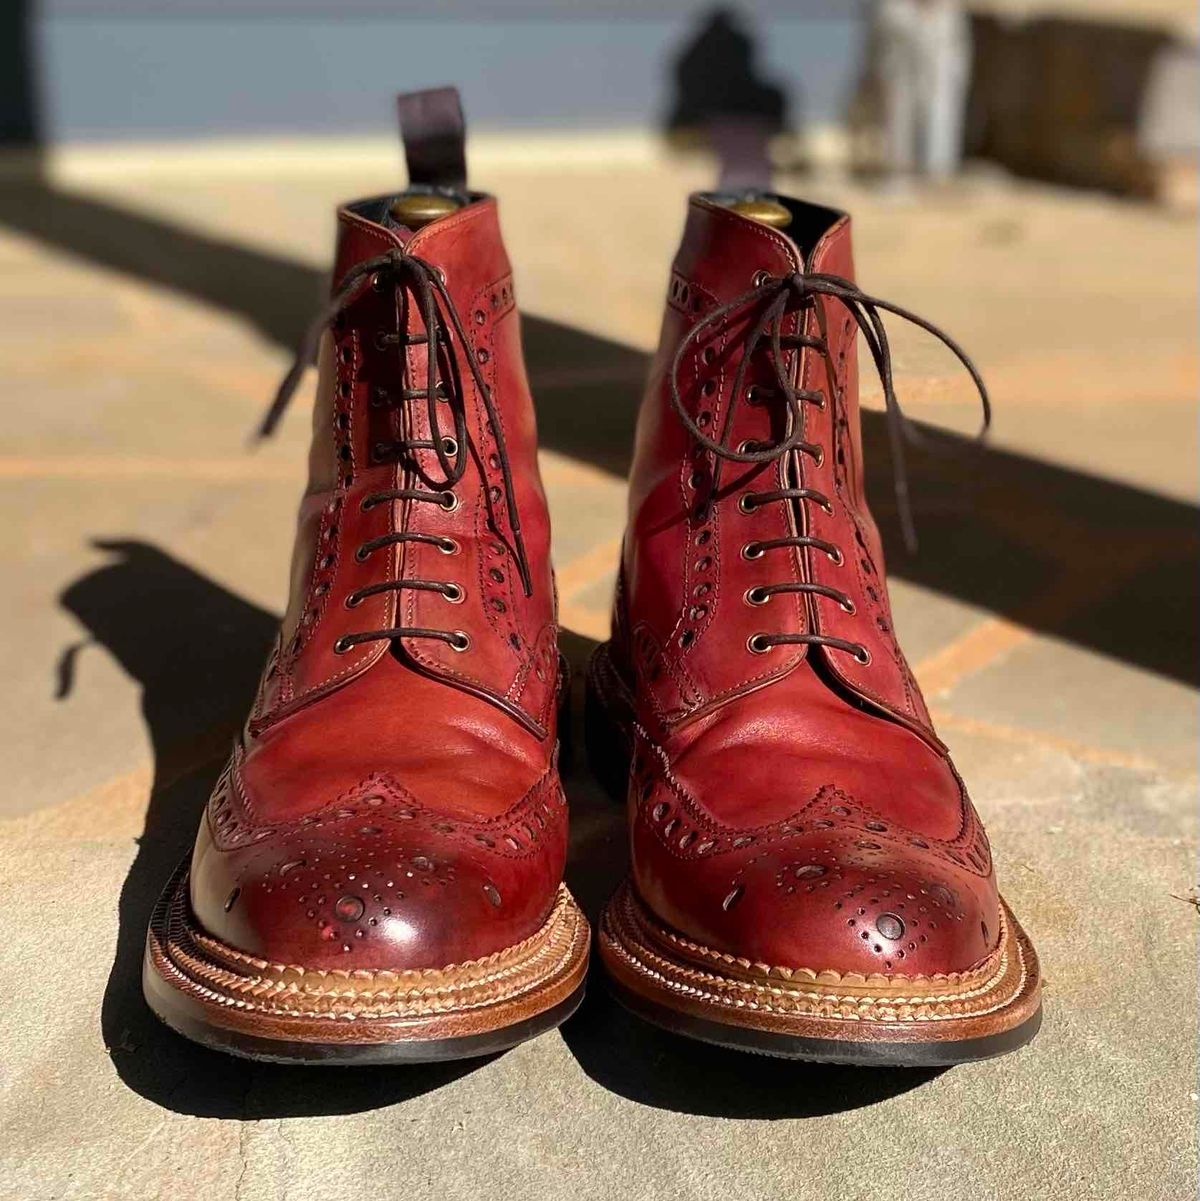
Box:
[259,248,534,657]
[668,269,989,664]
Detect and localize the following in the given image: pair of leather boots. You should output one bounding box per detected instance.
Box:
[144,89,1041,1067]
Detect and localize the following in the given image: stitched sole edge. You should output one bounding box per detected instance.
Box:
[144,860,591,1064]
[599,879,1041,1065]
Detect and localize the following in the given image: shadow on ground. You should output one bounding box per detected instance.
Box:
[12,179,1195,685]
[559,980,940,1117]
[58,541,490,1118]
[58,544,931,1119]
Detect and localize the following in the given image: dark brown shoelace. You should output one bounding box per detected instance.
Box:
[258,247,533,657]
[668,269,990,663]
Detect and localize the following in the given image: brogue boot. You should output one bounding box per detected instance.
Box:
[589,191,1041,1065]
[144,90,589,1063]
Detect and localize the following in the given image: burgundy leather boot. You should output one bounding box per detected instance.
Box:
[144,90,589,1063]
[589,190,1041,1065]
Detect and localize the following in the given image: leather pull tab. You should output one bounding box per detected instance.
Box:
[397,87,467,191]
[709,116,773,193]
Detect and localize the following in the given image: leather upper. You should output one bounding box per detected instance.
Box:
[188,195,566,972]
[612,195,1000,978]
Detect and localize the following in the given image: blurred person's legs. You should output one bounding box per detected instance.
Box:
[876,0,971,182]
[917,0,971,178]
[877,0,921,178]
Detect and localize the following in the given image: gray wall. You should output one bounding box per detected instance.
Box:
[17,2,864,142]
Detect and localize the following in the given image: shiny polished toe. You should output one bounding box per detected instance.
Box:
[190,768,567,972]
[631,787,998,977]
[626,666,1000,977]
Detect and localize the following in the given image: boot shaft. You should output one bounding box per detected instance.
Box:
[618,193,937,742]
[256,103,557,739]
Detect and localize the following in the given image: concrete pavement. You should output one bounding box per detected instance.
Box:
[0,144,1195,1201]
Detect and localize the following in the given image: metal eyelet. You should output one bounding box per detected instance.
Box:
[438,490,459,511]
[344,593,363,609]
[841,598,857,615]
[440,436,458,457]
[736,439,759,455]
[747,633,773,654]
[819,496,835,515]
[449,631,471,652]
[853,645,872,665]
[752,269,771,287]
[738,494,758,514]
[354,545,371,562]
[360,496,377,512]
[333,636,353,655]
[442,583,465,604]
[741,542,764,560]
[745,586,770,606]
[812,445,825,467]
[370,272,386,291]
[827,546,845,566]
[438,538,460,555]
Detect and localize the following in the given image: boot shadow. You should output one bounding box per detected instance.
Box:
[59,540,485,1117]
[559,983,942,1118]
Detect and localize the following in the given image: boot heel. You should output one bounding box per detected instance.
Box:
[584,644,633,801]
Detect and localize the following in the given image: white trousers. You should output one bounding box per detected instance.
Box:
[876,0,971,178]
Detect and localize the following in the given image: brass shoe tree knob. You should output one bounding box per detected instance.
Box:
[727,197,792,229]
[388,192,462,229]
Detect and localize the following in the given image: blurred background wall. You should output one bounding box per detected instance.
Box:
[3,0,1196,203]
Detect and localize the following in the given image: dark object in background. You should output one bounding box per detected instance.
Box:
[0,0,38,147]
[666,7,790,142]
[965,15,1178,198]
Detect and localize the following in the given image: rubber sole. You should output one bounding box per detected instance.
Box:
[604,970,1040,1066]
[585,642,1043,1067]
[144,861,590,1065]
